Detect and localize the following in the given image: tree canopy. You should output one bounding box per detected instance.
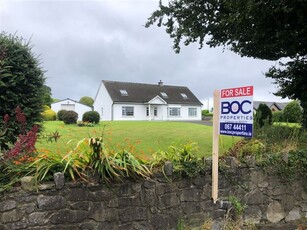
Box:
[146,0,307,127]
[79,96,94,107]
[0,33,47,135]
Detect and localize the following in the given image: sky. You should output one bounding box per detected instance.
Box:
[0,0,290,109]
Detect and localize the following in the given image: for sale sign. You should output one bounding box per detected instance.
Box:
[219,86,254,137]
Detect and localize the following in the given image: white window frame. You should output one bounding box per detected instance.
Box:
[120,89,128,96]
[122,106,134,116]
[168,107,181,117]
[180,93,188,99]
[146,106,158,116]
[188,108,197,117]
[160,92,168,98]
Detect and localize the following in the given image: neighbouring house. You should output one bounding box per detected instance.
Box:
[93,80,203,121]
[253,101,290,113]
[51,98,93,121]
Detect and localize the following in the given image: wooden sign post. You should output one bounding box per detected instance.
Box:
[211,86,254,203]
[212,90,220,203]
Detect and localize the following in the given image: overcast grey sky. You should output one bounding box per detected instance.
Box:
[0,0,289,107]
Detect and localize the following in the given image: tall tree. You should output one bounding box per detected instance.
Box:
[146,0,307,127]
[0,33,47,147]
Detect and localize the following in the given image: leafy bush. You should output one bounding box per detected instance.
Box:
[62,110,78,124]
[82,111,100,124]
[283,101,303,123]
[255,103,272,128]
[57,110,67,121]
[0,33,47,145]
[151,142,204,177]
[41,109,56,121]
[272,111,284,122]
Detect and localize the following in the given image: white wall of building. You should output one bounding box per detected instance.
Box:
[51,99,92,121]
[109,103,202,121]
[93,83,113,120]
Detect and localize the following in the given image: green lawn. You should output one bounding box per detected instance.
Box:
[36,121,239,158]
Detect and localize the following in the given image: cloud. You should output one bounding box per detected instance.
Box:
[0,0,289,103]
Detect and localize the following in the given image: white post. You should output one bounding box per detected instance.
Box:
[212,90,220,203]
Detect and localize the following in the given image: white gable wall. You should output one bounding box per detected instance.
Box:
[51,99,92,121]
[93,83,113,120]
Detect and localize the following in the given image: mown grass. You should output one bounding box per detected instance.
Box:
[36,121,239,159]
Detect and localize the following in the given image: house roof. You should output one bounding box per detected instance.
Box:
[102,80,203,105]
[51,98,93,108]
[253,101,290,111]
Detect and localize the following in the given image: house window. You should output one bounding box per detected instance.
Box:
[169,107,180,116]
[180,93,188,99]
[120,89,128,96]
[160,92,168,98]
[189,108,197,117]
[146,107,158,116]
[122,106,134,116]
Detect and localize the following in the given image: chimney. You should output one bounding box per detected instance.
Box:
[158,80,163,86]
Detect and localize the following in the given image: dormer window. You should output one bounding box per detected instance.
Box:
[120,89,128,96]
[160,92,168,98]
[180,93,188,99]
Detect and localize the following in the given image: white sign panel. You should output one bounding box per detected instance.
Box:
[219,86,254,137]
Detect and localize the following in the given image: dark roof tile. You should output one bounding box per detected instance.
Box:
[103,80,202,105]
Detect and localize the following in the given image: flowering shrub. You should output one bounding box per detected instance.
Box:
[5,125,38,160]
[1,106,27,150]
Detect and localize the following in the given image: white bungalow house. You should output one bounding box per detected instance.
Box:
[51,98,93,121]
[93,80,203,121]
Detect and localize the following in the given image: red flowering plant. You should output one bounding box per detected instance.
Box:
[0,106,39,191]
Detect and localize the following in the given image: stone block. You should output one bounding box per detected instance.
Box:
[89,203,106,222]
[37,195,67,210]
[54,172,65,189]
[118,206,147,222]
[97,222,118,230]
[285,207,301,222]
[28,212,48,225]
[68,187,88,201]
[70,201,90,210]
[38,183,54,191]
[163,161,173,176]
[156,183,176,196]
[118,195,142,207]
[246,190,268,205]
[243,205,262,224]
[158,193,180,209]
[266,201,286,223]
[88,189,114,201]
[0,200,16,212]
[142,179,156,189]
[180,188,200,202]
[181,202,201,214]
[20,176,36,192]
[1,209,21,224]
[49,210,88,224]
[150,214,172,229]
[192,175,206,186]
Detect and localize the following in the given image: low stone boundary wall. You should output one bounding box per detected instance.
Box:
[0,161,306,229]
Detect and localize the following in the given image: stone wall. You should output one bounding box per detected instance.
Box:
[0,160,306,229]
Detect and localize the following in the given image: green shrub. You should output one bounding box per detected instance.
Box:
[283,101,303,123]
[62,111,78,124]
[272,111,283,122]
[255,103,272,127]
[57,110,67,121]
[82,111,100,124]
[41,109,56,121]
[0,33,47,149]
